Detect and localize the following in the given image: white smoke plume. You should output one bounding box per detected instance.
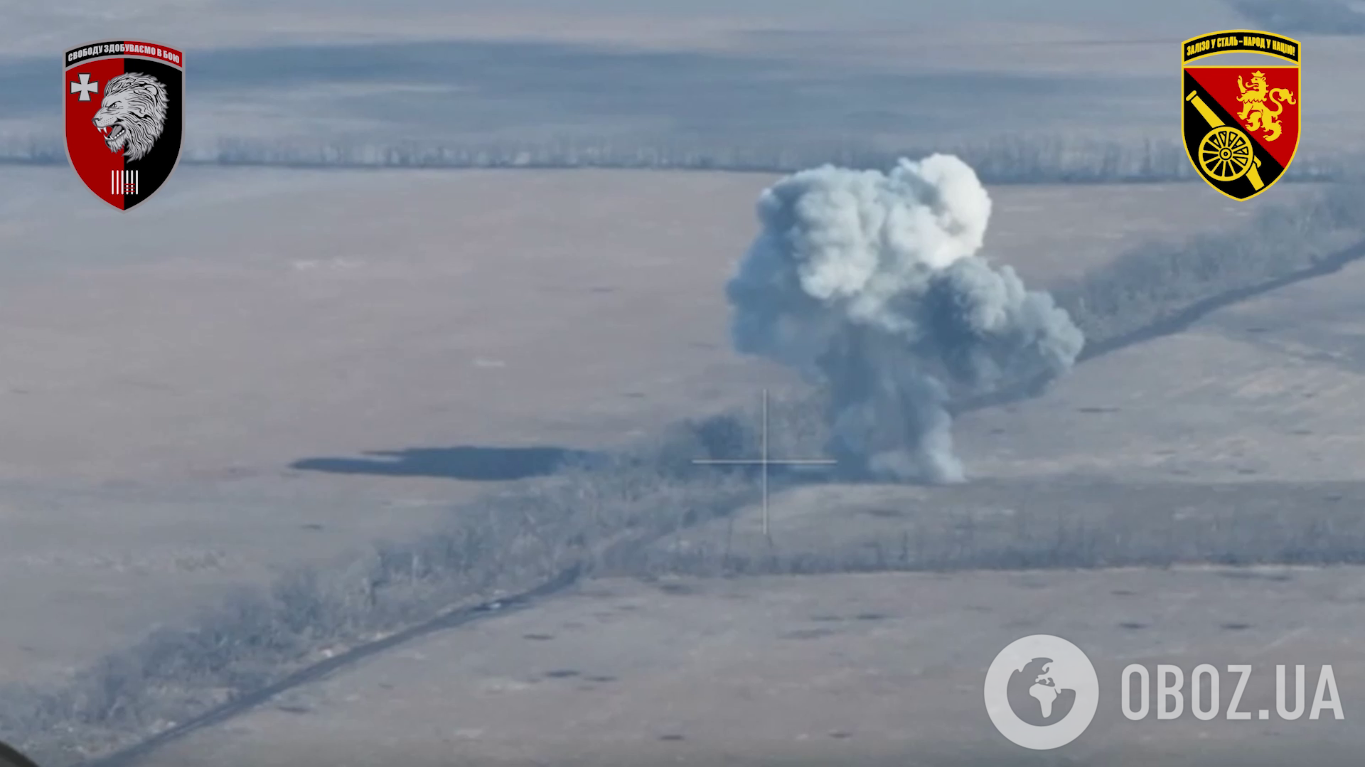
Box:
[726,155,1084,483]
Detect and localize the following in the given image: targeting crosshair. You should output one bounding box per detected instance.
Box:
[1186,91,1264,190]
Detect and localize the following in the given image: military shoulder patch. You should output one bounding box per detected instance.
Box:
[1182,30,1300,201]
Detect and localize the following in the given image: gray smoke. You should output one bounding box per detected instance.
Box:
[726,155,1084,483]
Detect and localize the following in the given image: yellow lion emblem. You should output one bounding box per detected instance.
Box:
[1236,70,1296,142]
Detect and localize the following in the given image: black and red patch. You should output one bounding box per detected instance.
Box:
[64,40,183,211]
[1181,31,1300,201]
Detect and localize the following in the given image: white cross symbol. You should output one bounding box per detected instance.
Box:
[70,73,99,101]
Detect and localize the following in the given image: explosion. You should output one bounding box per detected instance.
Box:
[726,155,1084,482]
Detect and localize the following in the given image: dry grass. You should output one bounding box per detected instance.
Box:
[131,569,1365,767]
[0,172,1361,765]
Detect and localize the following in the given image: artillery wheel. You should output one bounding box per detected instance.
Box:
[1198,126,1255,182]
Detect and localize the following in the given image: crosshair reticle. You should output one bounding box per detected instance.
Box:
[691,389,836,536]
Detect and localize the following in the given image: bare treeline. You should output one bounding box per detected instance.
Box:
[1056,180,1365,345]
[0,133,1354,184]
[645,477,1365,577]
[2,175,1364,765]
[0,422,763,767]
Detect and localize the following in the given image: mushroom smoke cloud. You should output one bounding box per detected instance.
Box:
[726,155,1084,483]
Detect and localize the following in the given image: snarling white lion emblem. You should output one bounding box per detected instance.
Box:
[91,72,167,162]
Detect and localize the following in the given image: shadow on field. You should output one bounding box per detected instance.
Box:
[291,445,599,481]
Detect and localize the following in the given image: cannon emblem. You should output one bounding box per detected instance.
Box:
[1181,31,1301,201]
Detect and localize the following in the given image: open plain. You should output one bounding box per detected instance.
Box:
[0,168,1288,686]
[5,0,1365,765]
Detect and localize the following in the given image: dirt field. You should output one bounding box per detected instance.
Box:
[1,168,1280,687]
[132,568,1365,767]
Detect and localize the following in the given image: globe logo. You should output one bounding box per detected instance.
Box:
[984,635,1099,750]
[1008,657,1077,724]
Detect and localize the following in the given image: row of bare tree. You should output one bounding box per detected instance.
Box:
[0,133,1353,184]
